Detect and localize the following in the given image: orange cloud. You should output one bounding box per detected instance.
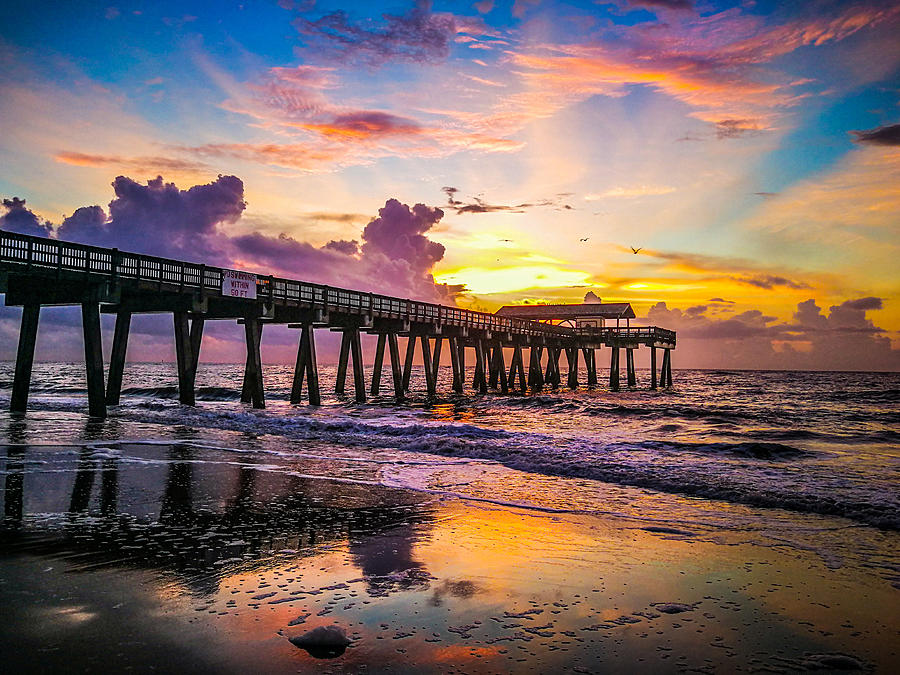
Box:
[54,151,210,174]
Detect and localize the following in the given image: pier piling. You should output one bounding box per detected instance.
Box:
[82,302,107,418]
[609,347,620,391]
[11,304,40,414]
[106,310,131,406]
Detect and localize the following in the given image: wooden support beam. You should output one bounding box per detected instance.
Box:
[242,318,265,408]
[370,333,386,395]
[494,343,508,393]
[291,324,320,405]
[650,347,657,390]
[11,304,40,414]
[335,330,351,395]
[609,347,620,391]
[455,339,466,393]
[82,302,107,418]
[546,347,561,388]
[449,336,463,393]
[173,311,195,406]
[473,340,488,393]
[528,346,544,388]
[583,348,597,386]
[431,336,443,387]
[566,346,579,389]
[241,320,263,404]
[488,343,500,389]
[663,348,673,388]
[189,316,204,374]
[105,311,131,406]
[420,335,436,398]
[349,329,366,403]
[626,348,636,387]
[388,333,403,401]
[402,336,415,392]
[508,345,527,393]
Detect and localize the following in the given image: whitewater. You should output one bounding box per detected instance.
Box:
[4,362,897,532]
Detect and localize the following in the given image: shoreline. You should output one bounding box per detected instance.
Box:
[2,439,898,672]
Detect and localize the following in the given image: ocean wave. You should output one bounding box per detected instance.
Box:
[393,435,898,530]
[120,386,245,401]
[108,403,897,530]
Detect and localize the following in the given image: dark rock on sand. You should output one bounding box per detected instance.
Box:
[289,625,351,659]
[651,602,695,614]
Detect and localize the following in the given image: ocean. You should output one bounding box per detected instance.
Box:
[1,363,898,672]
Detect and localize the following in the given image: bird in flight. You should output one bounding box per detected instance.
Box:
[580,237,590,242]
[630,247,642,254]
[499,238,513,242]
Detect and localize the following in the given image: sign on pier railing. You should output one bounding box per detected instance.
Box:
[222,270,257,299]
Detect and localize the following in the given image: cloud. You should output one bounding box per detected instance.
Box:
[9,174,457,304]
[57,175,246,261]
[628,0,693,10]
[585,185,675,199]
[634,247,817,291]
[292,1,467,67]
[840,296,882,311]
[180,64,523,173]
[733,274,810,290]
[0,197,52,237]
[440,186,573,214]
[498,4,900,139]
[851,123,900,146]
[54,151,211,175]
[645,297,899,370]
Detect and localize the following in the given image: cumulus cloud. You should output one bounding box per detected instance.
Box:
[6,174,457,305]
[851,123,900,146]
[645,297,899,370]
[0,176,461,363]
[57,175,246,261]
[0,197,52,237]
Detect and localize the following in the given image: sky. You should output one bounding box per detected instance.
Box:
[1,0,898,370]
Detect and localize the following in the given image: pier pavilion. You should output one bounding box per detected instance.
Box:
[0,230,675,418]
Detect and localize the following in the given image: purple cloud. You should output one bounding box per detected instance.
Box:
[0,198,52,237]
[734,274,810,290]
[851,123,900,146]
[646,297,898,370]
[293,1,459,67]
[57,175,246,261]
[628,0,693,10]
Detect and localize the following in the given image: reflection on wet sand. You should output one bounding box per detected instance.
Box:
[1,440,898,673]
[0,444,433,594]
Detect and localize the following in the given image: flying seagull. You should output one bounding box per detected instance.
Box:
[630,247,642,254]
[499,238,513,242]
[580,237,590,242]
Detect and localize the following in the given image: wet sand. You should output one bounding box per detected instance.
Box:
[1,441,898,673]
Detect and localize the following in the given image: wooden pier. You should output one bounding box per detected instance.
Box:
[0,230,676,418]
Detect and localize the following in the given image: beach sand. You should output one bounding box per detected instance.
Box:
[1,440,897,673]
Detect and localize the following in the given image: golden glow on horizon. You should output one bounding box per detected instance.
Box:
[623,281,703,292]
[435,265,593,295]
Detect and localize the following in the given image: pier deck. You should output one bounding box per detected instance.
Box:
[0,230,675,417]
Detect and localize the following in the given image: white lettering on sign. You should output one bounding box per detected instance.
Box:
[221,269,258,299]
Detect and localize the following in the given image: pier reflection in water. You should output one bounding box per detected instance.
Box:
[0,442,435,596]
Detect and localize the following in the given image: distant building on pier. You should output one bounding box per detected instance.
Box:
[495,301,636,329]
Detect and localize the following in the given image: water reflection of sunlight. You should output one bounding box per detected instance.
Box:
[428,403,476,423]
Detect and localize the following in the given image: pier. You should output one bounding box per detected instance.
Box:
[0,230,676,418]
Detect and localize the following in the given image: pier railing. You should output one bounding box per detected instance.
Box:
[0,229,674,345]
